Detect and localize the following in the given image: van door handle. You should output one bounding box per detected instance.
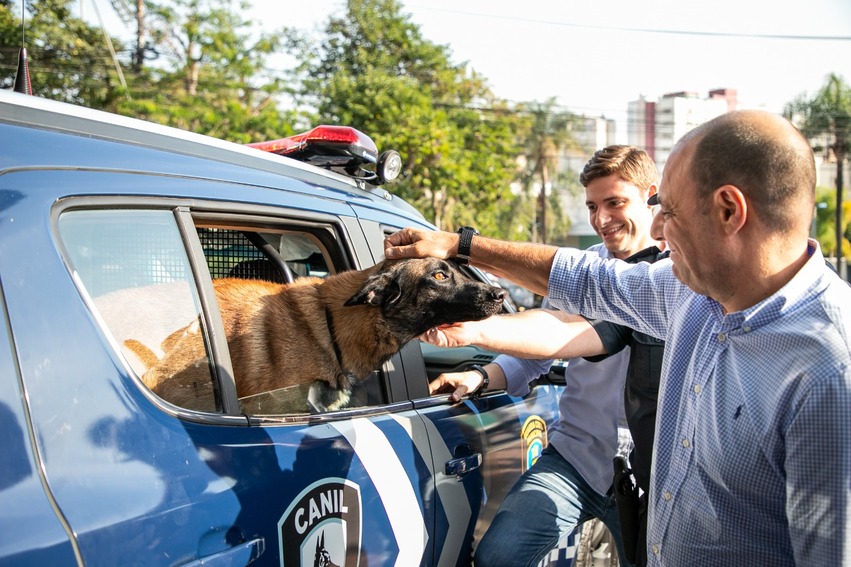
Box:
[184,537,265,566]
[445,443,482,479]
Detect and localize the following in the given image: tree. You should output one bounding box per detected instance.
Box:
[785,73,851,269]
[520,98,581,243]
[283,0,527,235]
[813,187,851,259]
[505,152,580,244]
[1,0,301,144]
[113,0,299,143]
[0,0,128,107]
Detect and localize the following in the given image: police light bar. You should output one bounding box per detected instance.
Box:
[248,126,402,185]
[249,125,376,163]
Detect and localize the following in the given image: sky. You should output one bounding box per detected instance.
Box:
[248,0,851,142]
[80,0,851,142]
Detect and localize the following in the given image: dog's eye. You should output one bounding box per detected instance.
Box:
[433,271,449,281]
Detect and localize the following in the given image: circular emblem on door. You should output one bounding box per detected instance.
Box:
[521,415,548,472]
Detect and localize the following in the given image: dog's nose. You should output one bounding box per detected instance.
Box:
[489,287,507,302]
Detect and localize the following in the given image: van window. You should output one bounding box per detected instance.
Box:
[58,208,386,416]
[193,223,385,415]
[58,209,219,412]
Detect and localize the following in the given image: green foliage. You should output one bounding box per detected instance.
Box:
[785,73,850,262]
[814,187,851,258]
[124,0,298,142]
[784,73,851,146]
[3,0,586,239]
[283,0,541,236]
[1,0,298,143]
[1,0,127,106]
[517,97,583,242]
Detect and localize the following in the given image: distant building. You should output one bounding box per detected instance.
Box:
[631,92,847,191]
[628,89,738,172]
[558,114,617,174]
[815,154,851,193]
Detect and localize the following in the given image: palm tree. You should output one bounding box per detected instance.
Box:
[522,98,578,243]
[785,73,851,270]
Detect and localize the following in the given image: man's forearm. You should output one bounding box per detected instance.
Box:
[383,228,559,296]
[468,310,606,359]
[468,236,559,297]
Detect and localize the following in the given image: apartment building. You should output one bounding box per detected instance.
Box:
[627,88,738,172]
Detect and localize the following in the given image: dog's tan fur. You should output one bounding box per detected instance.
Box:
[129,257,505,412]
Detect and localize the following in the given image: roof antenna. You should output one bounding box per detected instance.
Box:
[13,0,33,95]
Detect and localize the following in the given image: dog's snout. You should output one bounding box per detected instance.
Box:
[489,286,507,302]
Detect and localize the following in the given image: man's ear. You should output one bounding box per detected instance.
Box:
[714,185,747,234]
[647,184,658,207]
[345,272,402,306]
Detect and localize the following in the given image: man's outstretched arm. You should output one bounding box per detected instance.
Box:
[384,227,559,297]
[421,309,606,360]
[423,309,607,402]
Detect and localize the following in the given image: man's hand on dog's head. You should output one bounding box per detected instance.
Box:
[384,227,459,261]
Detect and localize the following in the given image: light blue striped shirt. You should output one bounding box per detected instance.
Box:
[546,240,851,566]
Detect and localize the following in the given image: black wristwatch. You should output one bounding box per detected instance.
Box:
[456,226,479,265]
[468,364,490,400]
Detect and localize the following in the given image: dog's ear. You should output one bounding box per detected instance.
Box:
[344,272,402,307]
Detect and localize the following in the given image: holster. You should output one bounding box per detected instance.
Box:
[613,455,641,565]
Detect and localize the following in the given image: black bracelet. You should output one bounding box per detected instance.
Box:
[456,226,479,265]
[468,364,490,400]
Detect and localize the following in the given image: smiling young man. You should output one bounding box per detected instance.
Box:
[584,158,656,261]
[423,146,660,567]
[386,110,851,566]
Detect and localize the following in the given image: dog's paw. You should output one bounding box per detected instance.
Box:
[307,380,352,413]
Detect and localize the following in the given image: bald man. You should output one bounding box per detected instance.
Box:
[385,110,851,566]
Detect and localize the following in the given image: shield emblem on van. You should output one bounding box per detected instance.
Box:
[279,478,362,567]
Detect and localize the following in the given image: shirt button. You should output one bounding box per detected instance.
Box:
[663,491,672,501]
[718,332,727,342]
[743,325,751,333]
[652,544,660,555]
[682,438,691,448]
[693,384,701,394]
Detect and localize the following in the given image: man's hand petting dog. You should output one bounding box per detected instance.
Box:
[419,322,482,349]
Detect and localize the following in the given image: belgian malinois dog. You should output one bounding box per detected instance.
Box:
[131,257,505,412]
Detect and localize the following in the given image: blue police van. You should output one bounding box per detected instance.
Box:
[0,89,587,566]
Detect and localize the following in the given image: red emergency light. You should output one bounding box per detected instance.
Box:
[248,125,401,185]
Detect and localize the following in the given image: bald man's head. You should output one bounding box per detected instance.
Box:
[678,110,816,234]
